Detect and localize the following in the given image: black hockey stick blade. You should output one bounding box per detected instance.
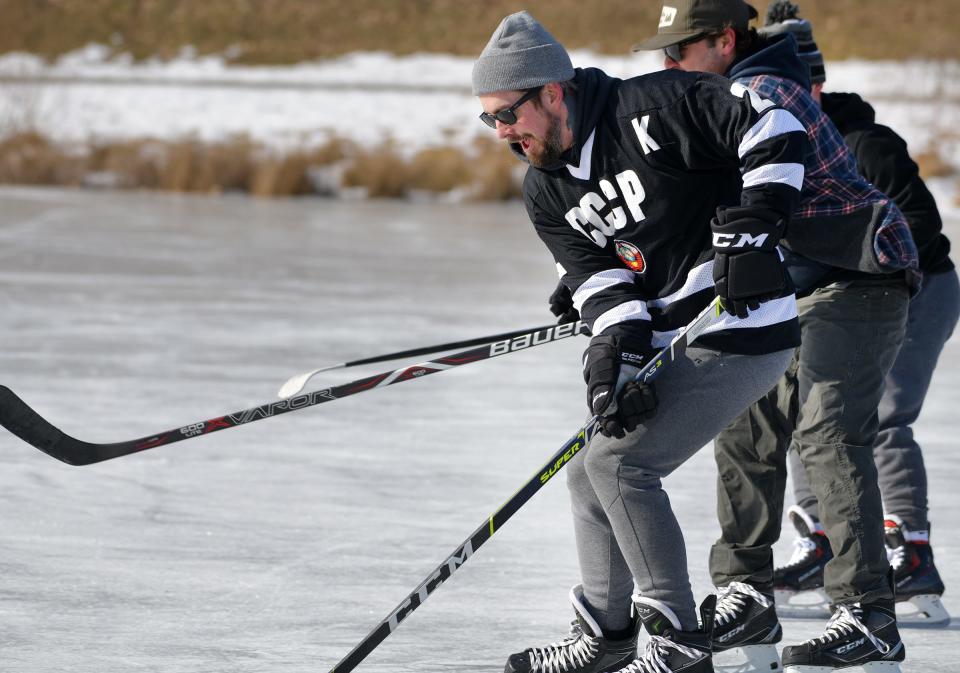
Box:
[328,297,721,672]
[0,320,588,466]
[278,323,559,398]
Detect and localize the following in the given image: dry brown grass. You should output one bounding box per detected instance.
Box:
[915,148,957,180]
[0,132,86,185]
[0,1,956,63]
[340,142,409,198]
[0,131,373,196]
[467,137,525,202]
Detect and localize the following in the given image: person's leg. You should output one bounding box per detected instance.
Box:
[792,279,908,605]
[875,269,960,531]
[709,353,799,589]
[787,446,821,521]
[575,346,793,630]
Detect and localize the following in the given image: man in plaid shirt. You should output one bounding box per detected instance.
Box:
[633,1,919,671]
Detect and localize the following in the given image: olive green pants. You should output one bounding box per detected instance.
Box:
[710,279,909,605]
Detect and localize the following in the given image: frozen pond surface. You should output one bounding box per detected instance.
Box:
[0,186,957,671]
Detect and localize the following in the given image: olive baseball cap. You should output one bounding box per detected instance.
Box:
[632,0,759,51]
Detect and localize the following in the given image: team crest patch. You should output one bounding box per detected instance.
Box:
[615,240,646,273]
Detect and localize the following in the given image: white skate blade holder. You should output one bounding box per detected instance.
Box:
[896,593,951,628]
[714,643,782,673]
[777,589,951,627]
[784,663,902,672]
[774,588,831,620]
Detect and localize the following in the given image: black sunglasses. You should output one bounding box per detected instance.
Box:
[479,87,542,129]
[663,34,706,62]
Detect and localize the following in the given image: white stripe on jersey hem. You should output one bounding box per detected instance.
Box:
[651,294,798,347]
[738,108,806,159]
[742,163,804,191]
[593,300,652,336]
[566,129,596,180]
[573,268,637,311]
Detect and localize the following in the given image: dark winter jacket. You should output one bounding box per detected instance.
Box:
[729,34,920,293]
[522,66,807,356]
[821,92,953,275]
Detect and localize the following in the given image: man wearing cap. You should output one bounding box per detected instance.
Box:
[473,10,810,673]
[762,0,957,630]
[634,2,918,672]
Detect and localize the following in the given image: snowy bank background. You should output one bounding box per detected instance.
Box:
[0,46,957,211]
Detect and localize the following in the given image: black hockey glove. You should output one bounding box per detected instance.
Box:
[582,334,658,438]
[711,205,788,319]
[548,280,581,325]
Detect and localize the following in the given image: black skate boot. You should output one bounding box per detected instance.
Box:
[619,594,715,673]
[885,516,950,627]
[773,506,832,618]
[504,585,640,673]
[781,599,905,672]
[712,582,782,672]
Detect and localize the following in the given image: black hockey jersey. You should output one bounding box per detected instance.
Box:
[522,67,807,355]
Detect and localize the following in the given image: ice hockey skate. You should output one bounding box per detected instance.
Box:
[885,516,950,628]
[623,594,715,673]
[773,506,832,619]
[712,582,782,672]
[781,599,904,673]
[503,585,640,673]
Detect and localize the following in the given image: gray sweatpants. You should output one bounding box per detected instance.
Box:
[790,268,960,531]
[567,345,793,632]
[710,279,909,605]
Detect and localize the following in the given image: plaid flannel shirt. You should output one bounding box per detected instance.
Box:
[738,74,919,279]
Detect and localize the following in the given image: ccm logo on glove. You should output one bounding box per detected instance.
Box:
[712,231,771,249]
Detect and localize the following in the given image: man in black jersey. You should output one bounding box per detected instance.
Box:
[473,10,809,673]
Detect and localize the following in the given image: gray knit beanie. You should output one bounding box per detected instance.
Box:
[472,11,575,96]
[759,0,825,84]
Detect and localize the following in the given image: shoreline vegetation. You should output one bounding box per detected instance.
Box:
[0,131,527,200]
[2,1,958,62]
[0,1,957,202]
[0,129,954,203]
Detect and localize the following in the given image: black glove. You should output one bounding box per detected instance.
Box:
[548,280,581,324]
[582,334,658,438]
[711,205,788,319]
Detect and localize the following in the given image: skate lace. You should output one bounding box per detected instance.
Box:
[528,622,600,673]
[784,536,818,568]
[715,581,772,626]
[814,605,891,654]
[887,544,907,571]
[619,635,704,673]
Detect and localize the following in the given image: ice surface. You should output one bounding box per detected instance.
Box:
[0,186,957,671]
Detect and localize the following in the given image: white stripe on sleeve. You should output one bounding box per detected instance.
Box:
[742,162,804,191]
[572,268,637,311]
[592,300,652,336]
[738,108,806,159]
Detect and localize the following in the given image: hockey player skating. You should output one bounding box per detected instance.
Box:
[757,0,957,629]
[634,0,920,670]
[473,10,809,673]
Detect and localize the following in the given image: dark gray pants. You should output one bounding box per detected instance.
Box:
[791,269,960,532]
[567,346,793,632]
[710,279,909,605]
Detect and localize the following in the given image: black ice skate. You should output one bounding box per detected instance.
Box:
[504,585,640,673]
[885,515,950,628]
[781,600,905,673]
[712,582,782,672]
[619,594,715,673]
[773,505,832,619]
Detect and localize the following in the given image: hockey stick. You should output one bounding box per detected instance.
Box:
[329,297,721,673]
[0,321,588,466]
[278,323,558,399]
